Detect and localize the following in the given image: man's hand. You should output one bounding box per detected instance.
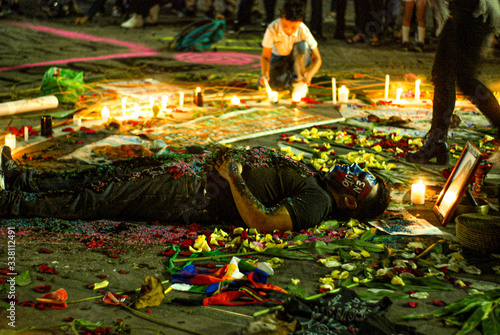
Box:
[215,159,243,181]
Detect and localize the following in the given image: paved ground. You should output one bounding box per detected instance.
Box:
[0,1,500,335]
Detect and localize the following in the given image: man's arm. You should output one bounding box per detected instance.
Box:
[260,47,273,87]
[303,47,322,85]
[216,160,293,232]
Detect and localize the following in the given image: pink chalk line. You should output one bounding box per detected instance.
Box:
[0,21,158,72]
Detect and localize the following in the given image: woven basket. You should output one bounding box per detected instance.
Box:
[455,214,500,252]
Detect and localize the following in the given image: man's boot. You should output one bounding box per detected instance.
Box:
[0,146,24,191]
[406,128,449,165]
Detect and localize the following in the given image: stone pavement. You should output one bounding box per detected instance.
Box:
[0,2,500,335]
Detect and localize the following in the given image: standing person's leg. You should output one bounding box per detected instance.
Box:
[368,0,385,45]
[401,0,414,50]
[334,0,347,39]
[413,0,427,51]
[348,0,368,43]
[309,0,324,39]
[455,11,500,132]
[263,0,276,25]
[236,0,255,31]
[406,16,456,165]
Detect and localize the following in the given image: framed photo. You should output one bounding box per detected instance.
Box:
[433,142,483,226]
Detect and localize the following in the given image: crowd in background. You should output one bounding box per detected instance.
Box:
[0,0,498,53]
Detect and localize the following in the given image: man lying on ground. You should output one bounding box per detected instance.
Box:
[0,146,389,232]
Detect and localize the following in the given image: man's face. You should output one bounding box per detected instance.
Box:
[329,163,377,201]
[280,18,301,36]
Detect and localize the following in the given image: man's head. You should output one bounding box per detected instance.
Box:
[279,0,306,36]
[324,163,390,221]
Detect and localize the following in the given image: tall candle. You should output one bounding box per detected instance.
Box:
[384,75,389,101]
[338,86,349,103]
[415,79,421,101]
[24,126,29,142]
[149,96,154,108]
[5,134,16,149]
[292,92,302,103]
[134,103,140,118]
[162,95,168,111]
[101,106,110,122]
[332,78,337,104]
[179,92,184,108]
[411,179,426,205]
[122,97,127,117]
[396,88,402,102]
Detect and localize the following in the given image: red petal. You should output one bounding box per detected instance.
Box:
[38,248,53,254]
[408,302,418,308]
[35,285,52,293]
[20,301,36,307]
[118,270,128,274]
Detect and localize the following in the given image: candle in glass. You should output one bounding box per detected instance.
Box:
[338,86,349,103]
[411,179,426,205]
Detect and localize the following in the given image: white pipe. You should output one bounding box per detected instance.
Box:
[0,95,59,116]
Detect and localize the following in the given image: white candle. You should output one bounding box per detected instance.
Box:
[149,96,154,108]
[24,126,29,142]
[231,95,240,105]
[101,106,110,122]
[411,179,426,205]
[133,103,140,118]
[292,92,302,103]
[73,115,82,128]
[162,95,168,111]
[122,97,127,117]
[415,79,421,101]
[384,75,389,101]
[332,78,337,104]
[268,91,279,103]
[5,134,16,149]
[179,92,184,108]
[396,88,402,102]
[338,86,349,103]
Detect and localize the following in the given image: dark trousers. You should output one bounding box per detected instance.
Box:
[263,0,276,24]
[353,0,385,39]
[309,0,322,37]
[334,0,347,38]
[431,2,500,132]
[129,0,160,16]
[2,157,205,222]
[86,0,124,19]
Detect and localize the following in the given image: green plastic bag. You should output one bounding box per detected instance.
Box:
[40,67,84,104]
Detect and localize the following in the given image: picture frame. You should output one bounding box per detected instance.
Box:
[433,142,483,226]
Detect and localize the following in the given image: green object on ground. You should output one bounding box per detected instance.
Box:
[40,67,84,104]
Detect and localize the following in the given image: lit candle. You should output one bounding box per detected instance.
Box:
[101,106,110,122]
[194,87,203,107]
[122,97,127,117]
[24,126,29,142]
[292,92,302,103]
[384,74,389,101]
[231,95,240,105]
[411,179,426,205]
[179,92,184,108]
[338,86,349,103]
[415,79,421,101]
[149,96,155,108]
[332,78,337,104]
[133,103,140,118]
[5,134,16,149]
[396,88,402,102]
[162,95,168,111]
[268,91,279,103]
[73,115,82,128]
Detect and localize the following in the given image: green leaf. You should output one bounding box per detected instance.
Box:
[481,303,500,335]
[0,300,11,309]
[15,270,31,287]
[74,319,103,330]
[286,284,308,299]
[263,248,315,260]
[456,301,493,335]
[359,229,376,241]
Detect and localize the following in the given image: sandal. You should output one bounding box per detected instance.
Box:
[346,35,364,44]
